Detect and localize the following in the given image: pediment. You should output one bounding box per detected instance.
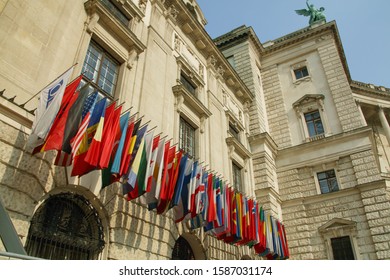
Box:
[319,218,356,233]
[293,94,324,108]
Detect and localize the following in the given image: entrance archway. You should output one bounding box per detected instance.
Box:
[25,193,105,260]
[171,233,206,260]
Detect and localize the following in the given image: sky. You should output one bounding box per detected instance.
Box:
[196,0,390,88]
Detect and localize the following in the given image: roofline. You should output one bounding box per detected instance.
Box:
[164,0,254,102]
[213,21,352,83]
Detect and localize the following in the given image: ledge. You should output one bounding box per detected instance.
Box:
[226,136,252,159]
[84,0,146,54]
[172,85,212,118]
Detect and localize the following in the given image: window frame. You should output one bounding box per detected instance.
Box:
[232,161,243,192]
[315,168,340,194]
[291,61,311,84]
[81,40,120,99]
[331,236,356,260]
[179,116,196,159]
[304,110,325,138]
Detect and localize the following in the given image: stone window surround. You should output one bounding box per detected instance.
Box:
[80,0,146,100]
[319,218,361,260]
[291,60,311,85]
[293,94,331,143]
[312,162,341,195]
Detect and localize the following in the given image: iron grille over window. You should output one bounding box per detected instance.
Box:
[317,169,339,194]
[331,236,355,260]
[171,236,195,260]
[304,110,324,138]
[232,162,242,191]
[25,193,105,260]
[179,117,195,158]
[82,40,119,99]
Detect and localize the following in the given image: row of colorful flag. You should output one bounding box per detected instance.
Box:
[27,67,289,259]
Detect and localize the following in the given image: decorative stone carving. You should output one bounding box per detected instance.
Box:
[138,0,147,13]
[208,55,217,68]
[168,5,179,20]
[174,33,181,52]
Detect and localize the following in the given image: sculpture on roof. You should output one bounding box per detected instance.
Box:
[295,0,326,25]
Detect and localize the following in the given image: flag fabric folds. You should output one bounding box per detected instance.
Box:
[28,66,75,151]
[28,71,290,259]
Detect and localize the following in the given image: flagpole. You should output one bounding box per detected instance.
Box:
[19,63,78,107]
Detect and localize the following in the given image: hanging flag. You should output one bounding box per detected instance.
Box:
[156,146,176,214]
[146,139,169,211]
[118,117,139,176]
[71,98,107,176]
[43,83,90,153]
[84,101,115,167]
[126,123,148,174]
[126,130,154,200]
[192,165,205,217]
[101,111,130,187]
[206,174,216,223]
[110,111,130,174]
[145,135,161,193]
[69,91,99,156]
[99,105,122,169]
[173,157,194,223]
[170,154,189,209]
[28,66,75,150]
[188,161,199,217]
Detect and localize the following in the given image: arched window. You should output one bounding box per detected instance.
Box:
[171,236,195,260]
[25,193,105,260]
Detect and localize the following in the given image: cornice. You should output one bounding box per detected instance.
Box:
[351,80,390,100]
[158,0,254,103]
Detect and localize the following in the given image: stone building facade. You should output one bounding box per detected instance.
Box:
[214,22,390,260]
[0,0,389,260]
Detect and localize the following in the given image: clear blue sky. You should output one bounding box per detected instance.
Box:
[197,0,390,88]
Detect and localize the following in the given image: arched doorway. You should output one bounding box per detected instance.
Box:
[25,193,105,260]
[171,233,206,260]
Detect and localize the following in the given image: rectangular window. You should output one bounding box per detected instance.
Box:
[179,117,195,158]
[331,236,355,260]
[317,169,339,194]
[294,66,309,80]
[82,41,119,98]
[232,162,242,191]
[304,110,324,137]
[180,73,196,95]
[100,0,131,27]
[229,123,240,141]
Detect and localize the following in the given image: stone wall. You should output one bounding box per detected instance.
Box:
[317,42,363,132]
[261,65,291,148]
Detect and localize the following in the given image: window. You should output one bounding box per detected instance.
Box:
[232,162,242,191]
[100,0,131,27]
[229,123,240,141]
[82,41,119,98]
[317,169,339,194]
[179,117,196,158]
[331,236,355,260]
[304,110,324,138]
[294,66,309,80]
[180,73,197,95]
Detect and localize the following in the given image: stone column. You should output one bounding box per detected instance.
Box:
[378,106,390,145]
